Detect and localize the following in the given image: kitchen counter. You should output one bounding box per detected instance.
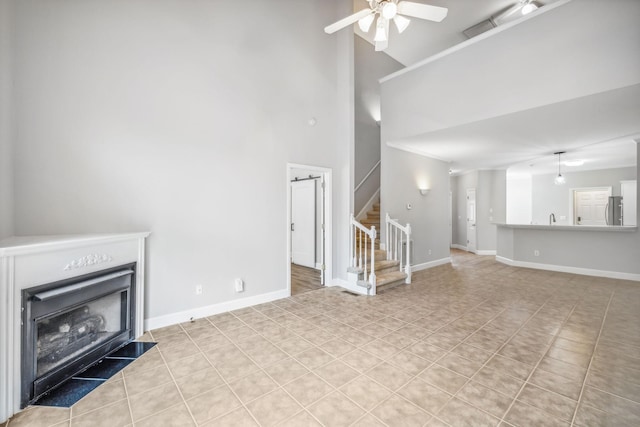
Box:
[494,223,637,232]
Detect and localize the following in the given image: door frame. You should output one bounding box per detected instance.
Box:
[569,186,612,225]
[286,163,332,296]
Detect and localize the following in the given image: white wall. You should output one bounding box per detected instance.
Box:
[10,0,353,322]
[506,175,532,224]
[380,147,450,265]
[0,0,13,240]
[531,167,636,225]
[381,0,640,142]
[354,36,402,214]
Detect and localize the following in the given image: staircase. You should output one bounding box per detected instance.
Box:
[349,203,410,294]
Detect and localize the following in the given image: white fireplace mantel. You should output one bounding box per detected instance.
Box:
[0,232,150,423]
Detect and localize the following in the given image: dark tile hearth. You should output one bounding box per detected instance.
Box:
[33,341,156,408]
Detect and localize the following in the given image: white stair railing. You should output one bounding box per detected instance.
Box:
[385,213,412,284]
[349,213,377,291]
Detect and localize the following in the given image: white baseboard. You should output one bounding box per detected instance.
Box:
[495,256,640,282]
[144,289,290,331]
[450,244,495,256]
[356,189,380,221]
[412,257,451,272]
[476,250,497,256]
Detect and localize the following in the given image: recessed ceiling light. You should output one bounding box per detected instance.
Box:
[564,160,585,167]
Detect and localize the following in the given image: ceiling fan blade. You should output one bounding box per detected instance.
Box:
[324,8,374,34]
[397,1,448,22]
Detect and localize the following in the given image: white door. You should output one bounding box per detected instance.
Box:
[574,190,609,225]
[291,180,316,268]
[621,180,637,226]
[466,189,477,253]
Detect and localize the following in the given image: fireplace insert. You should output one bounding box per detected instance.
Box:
[21,263,136,407]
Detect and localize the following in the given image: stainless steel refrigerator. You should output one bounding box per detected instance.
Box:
[605,196,623,225]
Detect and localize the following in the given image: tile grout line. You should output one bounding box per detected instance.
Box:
[203,310,335,426]
[426,297,556,424]
[569,290,615,427]
[498,295,592,425]
[151,327,202,427]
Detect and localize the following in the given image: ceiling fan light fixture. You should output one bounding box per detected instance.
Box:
[521,1,538,15]
[393,14,411,33]
[358,13,375,32]
[374,18,388,42]
[381,1,398,20]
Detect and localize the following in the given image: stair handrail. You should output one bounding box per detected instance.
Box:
[385,213,412,284]
[349,213,377,289]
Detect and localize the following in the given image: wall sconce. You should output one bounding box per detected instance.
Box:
[419,188,430,196]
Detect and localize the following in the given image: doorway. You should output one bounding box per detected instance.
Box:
[466,188,477,253]
[287,164,332,296]
[572,187,611,225]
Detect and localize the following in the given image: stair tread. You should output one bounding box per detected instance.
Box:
[376,271,407,286]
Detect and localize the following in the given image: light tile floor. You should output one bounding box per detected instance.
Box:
[5,250,640,426]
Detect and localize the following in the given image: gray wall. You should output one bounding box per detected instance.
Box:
[380,147,450,265]
[532,167,636,225]
[497,143,640,276]
[451,172,477,248]
[451,170,506,252]
[10,0,353,320]
[0,0,13,240]
[354,36,402,214]
[477,170,506,251]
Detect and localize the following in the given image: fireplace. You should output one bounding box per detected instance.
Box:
[21,264,136,406]
[0,232,149,423]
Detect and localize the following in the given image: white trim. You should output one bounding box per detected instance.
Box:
[412,257,451,272]
[145,289,290,331]
[496,256,640,282]
[451,244,467,251]
[476,250,497,256]
[356,188,380,221]
[315,263,322,270]
[379,0,571,83]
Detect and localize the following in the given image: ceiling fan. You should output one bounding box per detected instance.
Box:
[324,0,448,52]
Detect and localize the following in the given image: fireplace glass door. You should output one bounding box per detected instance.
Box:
[35,290,127,378]
[22,265,136,406]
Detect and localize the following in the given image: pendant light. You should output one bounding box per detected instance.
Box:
[554,151,566,185]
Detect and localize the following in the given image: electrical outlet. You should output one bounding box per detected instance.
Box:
[195,284,203,295]
[534,250,540,257]
[428,249,432,255]
[235,278,244,293]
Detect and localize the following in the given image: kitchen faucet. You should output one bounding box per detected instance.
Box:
[549,213,556,225]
